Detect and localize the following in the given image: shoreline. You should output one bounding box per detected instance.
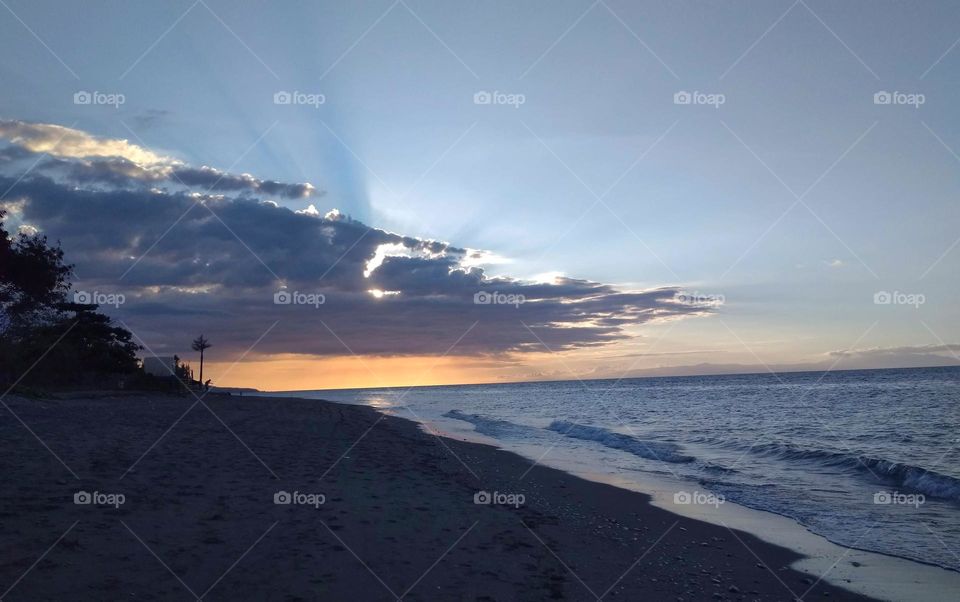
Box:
[0,391,933,600]
[262,390,960,601]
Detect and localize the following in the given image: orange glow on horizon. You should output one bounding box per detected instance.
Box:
[204,354,516,391]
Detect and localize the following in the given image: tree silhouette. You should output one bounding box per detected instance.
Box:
[191,334,211,388]
[0,209,72,335]
[1,210,139,387]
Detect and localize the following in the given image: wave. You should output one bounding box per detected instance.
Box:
[702,463,739,474]
[698,438,960,501]
[442,410,541,439]
[840,456,959,501]
[547,420,695,463]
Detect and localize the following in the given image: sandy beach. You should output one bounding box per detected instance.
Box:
[0,392,883,601]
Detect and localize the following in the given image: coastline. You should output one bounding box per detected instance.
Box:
[0,391,926,600]
[265,389,960,601]
[404,416,960,602]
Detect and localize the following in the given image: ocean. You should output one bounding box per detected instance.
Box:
[267,366,960,573]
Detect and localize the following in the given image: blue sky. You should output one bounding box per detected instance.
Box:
[1,0,958,386]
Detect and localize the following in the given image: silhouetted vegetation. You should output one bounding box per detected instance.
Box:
[191,334,211,390]
[0,210,141,388]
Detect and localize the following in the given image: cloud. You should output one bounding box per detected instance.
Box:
[0,121,712,360]
[0,119,168,165]
[295,204,322,217]
[170,165,315,198]
[828,344,960,359]
[0,119,316,199]
[131,109,171,130]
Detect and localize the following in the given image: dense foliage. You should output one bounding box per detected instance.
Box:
[0,210,141,387]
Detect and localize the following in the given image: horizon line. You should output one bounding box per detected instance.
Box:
[247,362,960,394]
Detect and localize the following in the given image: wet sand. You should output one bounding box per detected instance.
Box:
[0,392,876,600]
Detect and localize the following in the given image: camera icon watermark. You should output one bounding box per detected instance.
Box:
[675,291,725,306]
[274,490,325,508]
[273,90,325,108]
[473,291,525,307]
[74,490,126,508]
[873,290,925,308]
[473,490,525,508]
[873,91,924,108]
[73,290,125,308]
[673,490,724,508]
[473,90,525,108]
[274,288,325,308]
[674,90,725,108]
[873,491,924,508]
[73,90,125,108]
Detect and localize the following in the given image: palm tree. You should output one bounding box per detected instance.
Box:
[191,335,211,388]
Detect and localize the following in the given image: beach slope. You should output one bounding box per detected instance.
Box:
[0,393,875,600]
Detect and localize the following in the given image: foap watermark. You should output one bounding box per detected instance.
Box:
[74,490,126,508]
[274,288,325,308]
[674,90,725,108]
[873,491,924,508]
[473,90,525,108]
[73,90,125,108]
[673,490,725,508]
[274,90,325,108]
[474,291,525,307]
[873,91,925,108]
[874,290,925,308]
[474,490,525,508]
[274,490,325,508]
[74,290,125,308]
[675,291,725,306]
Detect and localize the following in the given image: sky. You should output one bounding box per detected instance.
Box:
[0,0,958,389]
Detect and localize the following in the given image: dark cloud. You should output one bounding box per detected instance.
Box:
[170,165,316,198]
[131,109,171,130]
[29,157,316,199]
[0,121,712,359]
[1,173,708,358]
[0,145,36,162]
